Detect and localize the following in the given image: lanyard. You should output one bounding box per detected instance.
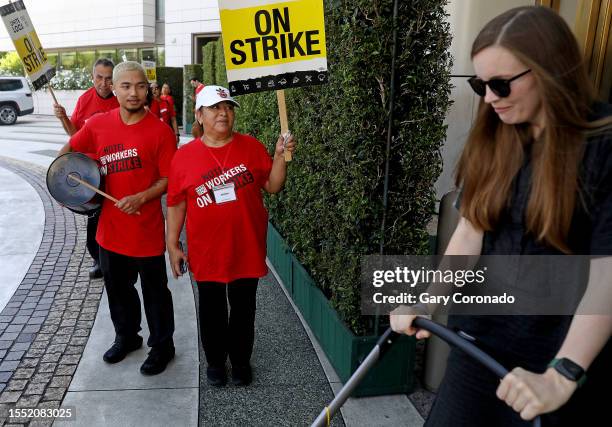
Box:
[204,138,233,171]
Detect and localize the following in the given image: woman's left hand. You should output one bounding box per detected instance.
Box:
[274,133,296,158]
[496,367,577,420]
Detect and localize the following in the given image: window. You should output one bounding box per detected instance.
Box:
[60,52,76,70]
[156,0,165,21]
[0,79,23,91]
[140,48,156,62]
[47,53,58,69]
[96,49,118,65]
[77,51,95,70]
[156,47,165,66]
[118,48,138,62]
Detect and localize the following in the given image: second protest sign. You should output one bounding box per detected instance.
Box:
[219,0,328,96]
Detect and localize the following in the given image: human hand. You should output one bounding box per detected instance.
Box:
[168,242,188,279]
[496,367,577,420]
[389,305,432,339]
[115,194,144,215]
[53,104,68,120]
[274,132,296,158]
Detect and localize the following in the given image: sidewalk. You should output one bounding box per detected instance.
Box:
[0,116,426,426]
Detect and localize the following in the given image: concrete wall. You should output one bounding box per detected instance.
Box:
[435,0,534,198]
[32,89,86,115]
[164,0,220,67]
[0,0,155,51]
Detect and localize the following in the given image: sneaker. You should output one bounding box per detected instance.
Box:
[206,366,227,387]
[231,365,252,386]
[89,262,103,279]
[140,345,175,376]
[103,336,143,364]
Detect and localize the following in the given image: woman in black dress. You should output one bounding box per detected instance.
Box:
[391,6,612,426]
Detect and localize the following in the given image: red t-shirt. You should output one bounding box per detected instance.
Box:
[149,99,161,118]
[160,95,176,117]
[158,98,175,127]
[70,87,119,131]
[70,108,177,257]
[167,133,273,282]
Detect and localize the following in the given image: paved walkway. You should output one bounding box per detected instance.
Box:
[0,115,426,426]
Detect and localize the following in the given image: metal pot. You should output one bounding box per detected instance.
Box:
[46,152,103,215]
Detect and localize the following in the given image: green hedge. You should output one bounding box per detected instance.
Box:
[205,0,452,334]
[157,66,183,126]
[202,42,216,85]
[214,38,228,87]
[199,38,228,87]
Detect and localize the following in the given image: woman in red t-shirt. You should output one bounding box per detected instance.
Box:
[166,85,296,387]
[160,83,179,142]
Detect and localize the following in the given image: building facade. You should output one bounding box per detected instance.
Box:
[0,0,609,196]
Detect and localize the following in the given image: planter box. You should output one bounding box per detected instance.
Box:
[267,223,416,397]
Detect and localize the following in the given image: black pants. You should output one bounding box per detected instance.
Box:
[197,278,258,368]
[99,247,175,349]
[86,211,100,264]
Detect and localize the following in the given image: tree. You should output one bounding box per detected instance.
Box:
[0,52,25,76]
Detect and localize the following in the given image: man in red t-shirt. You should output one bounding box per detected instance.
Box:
[57,61,177,376]
[53,58,119,279]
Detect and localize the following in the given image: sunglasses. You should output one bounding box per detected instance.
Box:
[467,69,531,97]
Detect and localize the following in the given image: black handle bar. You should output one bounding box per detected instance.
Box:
[312,319,541,427]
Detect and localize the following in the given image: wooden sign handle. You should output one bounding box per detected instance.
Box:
[276,90,292,162]
[48,84,59,105]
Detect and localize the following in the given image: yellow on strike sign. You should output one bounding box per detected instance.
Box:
[218,0,328,96]
[142,60,157,82]
[0,0,55,90]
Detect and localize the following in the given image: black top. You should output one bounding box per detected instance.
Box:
[432,103,612,427]
[482,102,612,256]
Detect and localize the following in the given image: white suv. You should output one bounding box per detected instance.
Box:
[0,76,34,125]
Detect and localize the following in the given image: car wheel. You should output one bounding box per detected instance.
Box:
[0,105,17,125]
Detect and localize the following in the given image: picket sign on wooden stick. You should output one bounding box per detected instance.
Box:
[276,90,292,162]
[218,0,329,164]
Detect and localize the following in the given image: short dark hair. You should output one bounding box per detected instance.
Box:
[190,76,200,82]
[93,58,115,74]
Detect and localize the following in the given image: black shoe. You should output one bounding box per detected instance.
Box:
[89,262,103,279]
[140,345,175,376]
[103,336,143,363]
[231,365,252,386]
[206,366,227,387]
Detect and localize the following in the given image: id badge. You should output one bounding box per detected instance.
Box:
[213,182,237,204]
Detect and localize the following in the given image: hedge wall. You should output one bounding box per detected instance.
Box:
[157,66,183,126]
[205,0,452,334]
[199,38,228,87]
[202,42,216,85]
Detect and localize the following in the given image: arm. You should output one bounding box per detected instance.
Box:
[497,257,612,420]
[115,177,168,215]
[171,117,179,143]
[167,201,188,279]
[390,216,484,338]
[263,133,296,194]
[54,103,77,136]
[57,142,73,156]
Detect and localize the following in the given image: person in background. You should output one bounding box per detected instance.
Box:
[166,85,296,387]
[189,76,205,139]
[160,82,180,143]
[53,58,119,279]
[391,6,612,427]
